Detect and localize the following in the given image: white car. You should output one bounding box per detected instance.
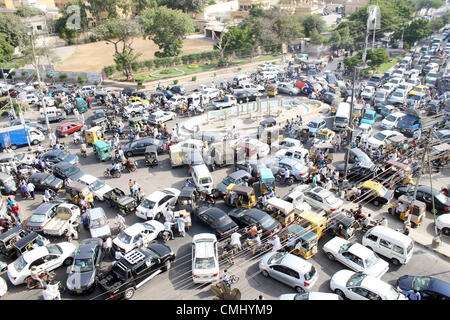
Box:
[259,251,318,293]
[380,112,405,130]
[436,214,450,236]
[77,174,113,201]
[0,277,7,297]
[293,185,343,213]
[271,138,302,152]
[354,123,373,143]
[388,77,403,87]
[113,220,165,254]
[240,138,270,158]
[330,270,407,300]
[136,188,181,220]
[192,233,219,283]
[7,242,76,286]
[124,102,146,115]
[178,139,205,154]
[87,208,111,239]
[281,147,309,164]
[278,292,342,300]
[367,130,404,149]
[361,86,375,100]
[148,110,176,124]
[323,237,389,278]
[387,90,407,105]
[381,83,395,94]
[25,94,39,105]
[201,88,222,100]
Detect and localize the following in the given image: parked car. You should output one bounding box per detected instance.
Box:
[28,172,63,191]
[323,237,389,278]
[394,185,450,214]
[228,208,281,238]
[66,238,104,294]
[135,188,180,220]
[330,270,407,300]
[191,233,219,284]
[397,275,450,300]
[195,206,238,239]
[113,220,165,254]
[7,242,76,285]
[259,251,318,293]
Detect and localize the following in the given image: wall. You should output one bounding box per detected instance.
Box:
[16,68,103,84]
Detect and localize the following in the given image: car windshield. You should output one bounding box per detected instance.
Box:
[13,255,28,272]
[393,92,403,97]
[365,254,379,268]
[376,92,386,98]
[90,217,107,229]
[29,213,46,223]
[64,166,79,176]
[195,257,216,269]
[347,272,367,287]
[90,179,105,191]
[56,151,70,161]
[73,258,94,273]
[117,231,132,244]
[149,114,157,120]
[141,199,156,209]
[43,175,56,185]
[363,113,374,120]
[47,244,62,255]
[294,293,309,300]
[334,116,348,123]
[268,252,285,265]
[258,213,276,230]
[304,265,316,281]
[222,176,236,186]
[385,115,397,122]
[199,177,212,185]
[373,132,387,141]
[324,194,338,205]
[412,277,431,291]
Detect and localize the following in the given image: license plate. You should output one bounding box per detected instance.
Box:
[77,290,82,294]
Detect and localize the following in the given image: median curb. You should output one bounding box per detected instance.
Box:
[410,231,450,260]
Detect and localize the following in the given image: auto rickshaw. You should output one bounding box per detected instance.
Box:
[129,115,148,131]
[75,97,88,113]
[309,142,334,163]
[297,125,310,144]
[145,145,158,167]
[384,160,414,186]
[385,135,408,153]
[329,212,357,240]
[259,167,275,194]
[85,126,104,144]
[65,181,94,205]
[388,195,426,228]
[224,184,256,209]
[265,197,297,226]
[352,103,364,118]
[359,180,394,207]
[177,186,198,213]
[0,227,30,258]
[314,128,335,144]
[298,210,327,240]
[281,223,318,259]
[12,231,50,259]
[93,140,112,162]
[266,83,278,97]
[259,126,283,145]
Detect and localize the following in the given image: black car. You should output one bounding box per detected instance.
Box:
[170,86,186,95]
[160,90,174,99]
[122,87,137,97]
[394,185,450,213]
[192,131,222,144]
[66,238,104,294]
[123,138,165,157]
[96,244,175,300]
[195,206,238,238]
[52,162,84,181]
[234,90,257,103]
[397,275,450,300]
[39,149,79,165]
[427,100,441,116]
[235,159,267,179]
[29,172,63,191]
[228,208,281,238]
[333,161,380,182]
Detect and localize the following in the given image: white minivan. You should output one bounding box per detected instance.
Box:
[333,102,350,131]
[190,164,214,194]
[362,226,414,266]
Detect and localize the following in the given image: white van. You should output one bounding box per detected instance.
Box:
[362,226,414,266]
[333,102,350,131]
[232,75,250,86]
[190,164,214,194]
[40,106,66,122]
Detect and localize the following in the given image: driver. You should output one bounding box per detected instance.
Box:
[396,201,408,215]
[30,266,45,288]
[110,162,121,175]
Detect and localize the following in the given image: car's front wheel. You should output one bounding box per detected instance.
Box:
[326,252,335,261]
[64,257,73,266]
[124,287,135,300]
[295,286,305,293]
[334,289,346,299]
[261,270,269,278]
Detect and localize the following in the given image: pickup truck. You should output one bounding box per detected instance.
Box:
[211,95,237,110]
[42,203,81,237]
[231,82,264,95]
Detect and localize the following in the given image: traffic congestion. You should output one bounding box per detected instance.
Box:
[0,27,449,302]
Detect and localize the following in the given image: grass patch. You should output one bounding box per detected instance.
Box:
[0,57,27,69]
[375,56,402,74]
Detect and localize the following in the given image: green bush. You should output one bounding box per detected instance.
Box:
[131,61,140,72]
[153,58,163,68]
[200,51,209,61]
[182,55,189,65]
[115,64,123,72]
[187,64,199,69]
[21,71,27,77]
[59,73,67,80]
[173,79,179,85]
[173,56,182,65]
[136,79,144,87]
[192,76,197,81]
[144,60,154,69]
[77,76,85,85]
[159,69,171,74]
[104,65,115,77]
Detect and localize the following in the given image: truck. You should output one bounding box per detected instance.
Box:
[42,203,81,237]
[0,125,45,149]
[231,82,264,95]
[211,95,237,110]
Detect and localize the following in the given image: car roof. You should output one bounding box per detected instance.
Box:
[202,207,226,218]
[193,239,215,259]
[361,275,392,294]
[124,223,146,236]
[76,242,99,259]
[348,243,373,260]
[78,174,97,184]
[281,253,312,274]
[23,245,49,263]
[88,207,106,219]
[35,202,58,214]
[147,190,167,202]
[229,170,251,179]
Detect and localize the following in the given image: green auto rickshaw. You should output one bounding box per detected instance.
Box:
[93,140,112,162]
[259,167,275,194]
[129,115,148,131]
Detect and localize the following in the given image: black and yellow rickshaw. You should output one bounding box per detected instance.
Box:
[266,83,278,97]
[265,197,297,226]
[129,115,148,131]
[282,223,318,259]
[224,183,256,209]
[309,142,334,163]
[388,195,426,228]
[65,181,94,205]
[329,212,357,240]
[144,145,158,167]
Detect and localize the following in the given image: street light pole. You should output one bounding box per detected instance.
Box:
[342,67,357,187]
[0,66,16,119]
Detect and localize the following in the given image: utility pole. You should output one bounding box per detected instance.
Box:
[28,26,50,135]
[427,137,441,248]
[342,67,357,187]
[372,0,379,50]
[0,66,16,119]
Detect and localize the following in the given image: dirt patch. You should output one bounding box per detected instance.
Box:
[54,37,213,72]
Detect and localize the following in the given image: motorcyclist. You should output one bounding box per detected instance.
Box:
[109,162,121,176]
[114,213,125,232]
[220,269,232,289]
[30,266,45,288]
[125,157,135,172]
[73,131,80,144]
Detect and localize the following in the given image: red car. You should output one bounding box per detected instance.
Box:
[56,122,84,137]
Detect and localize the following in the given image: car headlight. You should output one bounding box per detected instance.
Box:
[66,279,74,290]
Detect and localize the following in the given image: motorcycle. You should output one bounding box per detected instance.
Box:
[123,160,137,173]
[26,271,55,290]
[198,190,216,205]
[104,168,122,178]
[73,135,81,145]
[80,144,87,158]
[275,172,295,186]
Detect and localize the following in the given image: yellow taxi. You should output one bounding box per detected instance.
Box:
[408,85,429,96]
[129,96,149,105]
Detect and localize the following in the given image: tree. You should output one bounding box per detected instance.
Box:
[113,47,142,76]
[429,17,445,31]
[93,19,142,74]
[162,0,208,13]
[55,1,88,42]
[14,5,44,17]
[298,14,326,37]
[85,0,133,23]
[133,0,159,15]
[343,51,363,70]
[0,34,14,63]
[395,18,432,46]
[139,6,194,57]
[0,13,29,49]
[367,48,389,67]
[309,30,324,45]
[218,26,256,57]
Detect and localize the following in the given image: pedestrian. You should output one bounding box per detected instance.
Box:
[73,108,80,121]
[176,215,187,237]
[81,211,89,230]
[230,231,242,251]
[270,235,281,252]
[175,123,180,135]
[405,289,421,300]
[27,181,35,200]
[80,112,85,124]
[137,187,145,204]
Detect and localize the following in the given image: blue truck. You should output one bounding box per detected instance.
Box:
[0,125,45,149]
[397,110,421,137]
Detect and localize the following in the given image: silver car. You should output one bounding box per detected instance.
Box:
[87,208,111,239]
[259,251,319,293]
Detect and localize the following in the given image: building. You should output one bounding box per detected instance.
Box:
[231,0,270,21]
[0,0,56,9]
[280,0,325,15]
[344,0,369,15]
[195,0,239,22]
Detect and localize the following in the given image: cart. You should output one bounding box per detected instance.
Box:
[177,186,198,213]
[388,195,426,228]
[265,197,297,226]
[174,209,192,230]
[144,145,158,167]
[328,212,357,240]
